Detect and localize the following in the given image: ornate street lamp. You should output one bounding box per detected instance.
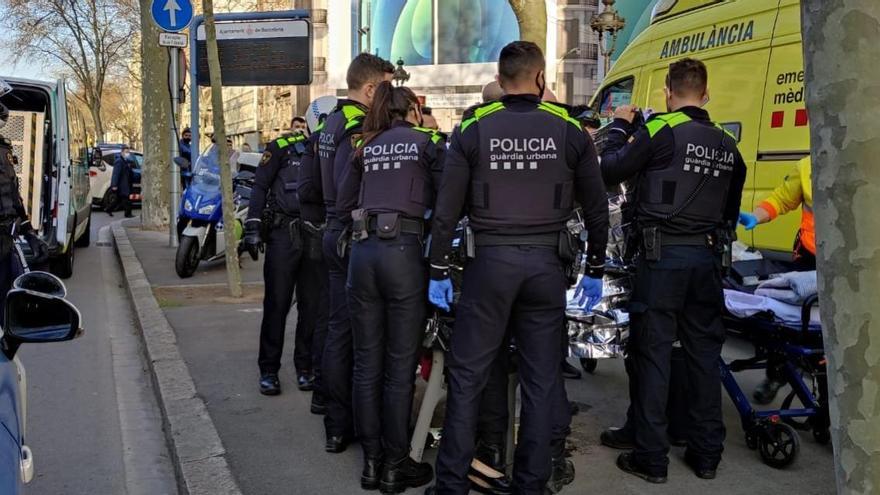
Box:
[590,0,627,75]
[392,59,410,87]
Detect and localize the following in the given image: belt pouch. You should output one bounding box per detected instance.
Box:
[376,213,401,240]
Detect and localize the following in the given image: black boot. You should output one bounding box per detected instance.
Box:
[474,441,505,473]
[616,452,667,484]
[362,457,383,490]
[684,451,718,480]
[600,426,634,450]
[325,434,352,453]
[545,456,575,493]
[259,373,280,396]
[379,456,433,494]
[753,378,785,405]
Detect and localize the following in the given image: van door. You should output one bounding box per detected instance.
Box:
[753,0,809,253]
[53,80,71,251]
[641,0,782,247]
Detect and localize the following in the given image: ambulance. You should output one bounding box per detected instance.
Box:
[591,0,808,253]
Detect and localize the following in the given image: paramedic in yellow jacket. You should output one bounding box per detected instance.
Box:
[739,157,816,270]
[738,156,815,404]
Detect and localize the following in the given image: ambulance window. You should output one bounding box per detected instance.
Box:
[594,77,634,118]
[720,122,742,142]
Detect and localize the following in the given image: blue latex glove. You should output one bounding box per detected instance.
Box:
[429,279,454,312]
[738,212,759,231]
[574,276,604,311]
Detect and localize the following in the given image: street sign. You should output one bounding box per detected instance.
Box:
[151,0,193,33]
[159,32,188,48]
[194,19,312,86]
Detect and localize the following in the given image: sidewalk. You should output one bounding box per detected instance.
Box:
[121,224,835,495]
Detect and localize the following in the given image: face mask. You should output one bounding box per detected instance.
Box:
[183,137,191,143]
[535,71,546,99]
[122,152,130,159]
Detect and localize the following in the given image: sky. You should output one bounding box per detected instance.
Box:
[0,7,56,82]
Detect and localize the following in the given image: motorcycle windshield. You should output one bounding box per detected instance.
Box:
[191,145,222,198]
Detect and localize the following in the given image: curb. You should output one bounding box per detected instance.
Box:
[112,222,243,495]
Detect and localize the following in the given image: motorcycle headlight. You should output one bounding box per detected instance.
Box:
[184,199,193,211]
[198,204,216,215]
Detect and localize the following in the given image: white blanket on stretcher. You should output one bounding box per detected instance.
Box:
[724,289,822,328]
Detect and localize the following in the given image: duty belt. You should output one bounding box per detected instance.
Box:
[474,232,558,247]
[273,211,300,227]
[366,216,424,236]
[659,232,715,247]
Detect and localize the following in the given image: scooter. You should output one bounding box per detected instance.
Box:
[174,145,253,278]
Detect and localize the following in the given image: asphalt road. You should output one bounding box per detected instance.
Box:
[18,211,177,495]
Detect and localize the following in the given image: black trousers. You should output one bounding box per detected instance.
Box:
[628,246,726,475]
[258,222,305,375]
[476,347,510,452]
[107,190,132,216]
[347,234,427,461]
[321,225,354,437]
[298,226,329,380]
[435,245,566,495]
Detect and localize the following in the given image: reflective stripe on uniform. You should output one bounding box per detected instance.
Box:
[536,102,582,128]
[461,101,505,132]
[343,104,366,131]
[646,111,692,138]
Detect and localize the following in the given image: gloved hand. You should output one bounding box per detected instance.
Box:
[243,220,263,261]
[23,229,49,266]
[573,276,603,311]
[738,212,758,231]
[428,279,454,312]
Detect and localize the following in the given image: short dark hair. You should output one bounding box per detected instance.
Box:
[182,127,191,134]
[498,41,545,84]
[666,58,708,97]
[291,116,306,126]
[346,53,395,91]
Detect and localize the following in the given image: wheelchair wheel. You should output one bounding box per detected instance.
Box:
[780,390,812,431]
[758,423,800,468]
[580,358,598,374]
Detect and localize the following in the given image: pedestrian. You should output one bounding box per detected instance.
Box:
[244,118,325,397]
[337,82,443,493]
[421,106,440,131]
[107,145,135,218]
[738,156,815,404]
[241,142,252,153]
[0,82,49,315]
[291,116,309,136]
[426,41,609,495]
[296,52,395,454]
[179,128,192,162]
[599,57,747,483]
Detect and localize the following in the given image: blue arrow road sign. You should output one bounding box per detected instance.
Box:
[151,0,193,32]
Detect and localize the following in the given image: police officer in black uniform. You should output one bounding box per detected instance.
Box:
[426,41,609,495]
[245,122,325,396]
[297,53,395,453]
[600,58,747,483]
[337,82,442,494]
[0,83,50,308]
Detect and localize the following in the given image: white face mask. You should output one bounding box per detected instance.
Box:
[122,152,130,159]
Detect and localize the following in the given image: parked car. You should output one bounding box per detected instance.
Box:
[89,145,143,211]
[0,77,92,279]
[0,270,82,493]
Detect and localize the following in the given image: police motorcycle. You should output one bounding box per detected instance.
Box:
[174,145,254,278]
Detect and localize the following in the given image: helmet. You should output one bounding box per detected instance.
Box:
[305,95,337,133]
[0,79,11,130]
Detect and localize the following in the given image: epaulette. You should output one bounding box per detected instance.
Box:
[275,133,307,149]
[460,101,505,132]
[342,104,366,131]
[535,101,582,128]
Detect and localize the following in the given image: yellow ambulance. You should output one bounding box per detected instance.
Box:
[591,0,808,253]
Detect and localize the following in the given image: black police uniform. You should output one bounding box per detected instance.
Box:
[428,94,609,494]
[600,107,747,476]
[249,133,326,381]
[298,99,367,445]
[337,121,445,485]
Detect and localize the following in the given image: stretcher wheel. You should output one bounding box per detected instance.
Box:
[780,390,812,431]
[580,358,598,374]
[758,423,800,468]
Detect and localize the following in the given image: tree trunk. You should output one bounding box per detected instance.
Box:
[91,103,106,143]
[203,0,242,298]
[801,2,880,493]
[510,0,547,53]
[138,0,171,229]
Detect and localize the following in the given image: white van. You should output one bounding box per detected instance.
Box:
[1,77,91,278]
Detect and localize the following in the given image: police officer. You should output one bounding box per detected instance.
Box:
[336,82,442,493]
[426,41,609,494]
[245,121,324,396]
[0,81,49,310]
[599,58,747,483]
[297,53,395,453]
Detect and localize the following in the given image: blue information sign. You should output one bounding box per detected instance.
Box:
[151,0,193,33]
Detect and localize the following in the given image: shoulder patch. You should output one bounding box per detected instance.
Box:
[351,133,363,149]
[259,151,273,166]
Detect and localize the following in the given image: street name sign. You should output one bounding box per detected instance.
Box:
[151,0,194,33]
[194,19,312,86]
[159,32,188,48]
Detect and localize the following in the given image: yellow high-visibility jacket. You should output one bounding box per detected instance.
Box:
[758,157,814,254]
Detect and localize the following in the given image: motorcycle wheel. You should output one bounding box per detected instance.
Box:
[175,235,200,278]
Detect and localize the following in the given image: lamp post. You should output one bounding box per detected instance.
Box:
[590,0,626,75]
[392,58,410,87]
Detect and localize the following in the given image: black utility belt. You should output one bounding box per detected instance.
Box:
[367,215,423,237]
[271,212,300,227]
[474,232,558,247]
[641,226,732,264]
